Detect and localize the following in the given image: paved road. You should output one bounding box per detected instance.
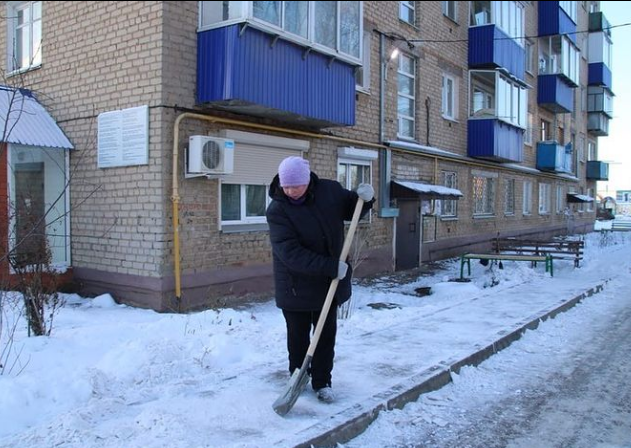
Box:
[341,281,631,448]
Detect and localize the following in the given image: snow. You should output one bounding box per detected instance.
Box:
[1,224,631,448]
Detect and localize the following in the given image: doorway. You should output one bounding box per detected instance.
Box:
[395,200,421,271]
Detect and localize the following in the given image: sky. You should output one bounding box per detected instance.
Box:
[596,1,631,193]
[1,220,630,448]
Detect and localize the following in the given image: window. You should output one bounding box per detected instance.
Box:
[8,144,70,268]
[442,1,457,21]
[504,179,515,215]
[540,119,551,141]
[441,171,458,217]
[7,1,42,72]
[587,188,594,212]
[587,86,614,115]
[523,180,533,214]
[470,1,524,46]
[560,1,577,22]
[538,183,551,214]
[338,148,376,221]
[578,135,585,163]
[400,1,415,25]
[338,158,372,190]
[355,30,371,92]
[525,40,534,74]
[201,1,362,62]
[469,70,527,128]
[556,185,564,213]
[524,112,533,146]
[538,35,579,85]
[473,175,496,216]
[398,53,416,139]
[218,130,309,229]
[587,141,596,161]
[442,74,457,120]
[221,184,269,224]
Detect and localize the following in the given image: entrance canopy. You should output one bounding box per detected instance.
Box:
[567,193,594,203]
[0,86,73,149]
[391,180,463,200]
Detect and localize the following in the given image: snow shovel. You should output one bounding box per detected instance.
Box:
[272,197,365,416]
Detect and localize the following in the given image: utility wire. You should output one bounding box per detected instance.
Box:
[387,21,631,45]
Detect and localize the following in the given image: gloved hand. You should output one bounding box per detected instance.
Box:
[337,261,349,280]
[357,183,374,202]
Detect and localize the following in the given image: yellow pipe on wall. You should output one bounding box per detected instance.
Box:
[172,112,575,307]
[171,112,387,308]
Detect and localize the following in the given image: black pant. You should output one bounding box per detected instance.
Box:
[282,305,337,390]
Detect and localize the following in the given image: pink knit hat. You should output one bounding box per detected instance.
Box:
[278,156,311,187]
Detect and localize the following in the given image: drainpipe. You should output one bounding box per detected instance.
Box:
[378,32,398,219]
[171,112,386,309]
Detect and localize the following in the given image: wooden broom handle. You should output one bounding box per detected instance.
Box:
[307,198,365,357]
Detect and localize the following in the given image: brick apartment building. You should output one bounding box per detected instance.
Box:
[0,1,613,311]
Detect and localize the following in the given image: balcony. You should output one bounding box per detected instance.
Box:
[536,141,573,174]
[468,24,525,81]
[468,119,524,163]
[196,25,356,128]
[587,113,610,137]
[586,161,609,181]
[537,75,574,113]
[538,2,577,44]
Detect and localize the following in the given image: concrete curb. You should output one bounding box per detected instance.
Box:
[287,281,608,448]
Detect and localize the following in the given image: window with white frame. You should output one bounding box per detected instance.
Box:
[538,183,551,214]
[355,30,371,92]
[200,1,362,63]
[556,184,564,213]
[560,1,577,22]
[442,74,458,120]
[538,35,580,85]
[524,112,533,146]
[525,40,534,74]
[469,70,527,128]
[219,130,309,228]
[6,1,42,72]
[578,135,585,163]
[587,187,595,212]
[337,148,377,191]
[473,174,496,216]
[587,140,596,161]
[8,144,70,267]
[400,1,415,25]
[398,53,416,139]
[441,171,458,217]
[523,180,533,214]
[221,184,269,223]
[504,178,515,215]
[470,1,524,46]
[442,1,457,21]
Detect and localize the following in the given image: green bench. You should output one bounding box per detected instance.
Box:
[460,253,554,279]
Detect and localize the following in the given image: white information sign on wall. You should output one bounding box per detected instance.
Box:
[97,105,149,168]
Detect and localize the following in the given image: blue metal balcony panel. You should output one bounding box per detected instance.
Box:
[587,161,609,180]
[467,119,524,163]
[588,63,612,90]
[536,142,573,174]
[468,25,525,80]
[539,1,577,44]
[537,75,574,113]
[197,25,355,127]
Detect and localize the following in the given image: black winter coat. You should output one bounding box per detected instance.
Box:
[266,172,373,311]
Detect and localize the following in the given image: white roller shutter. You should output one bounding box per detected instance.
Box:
[219,130,310,185]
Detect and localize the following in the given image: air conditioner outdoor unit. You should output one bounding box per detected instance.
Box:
[186,136,235,177]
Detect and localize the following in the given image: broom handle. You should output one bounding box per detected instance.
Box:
[306,197,365,357]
